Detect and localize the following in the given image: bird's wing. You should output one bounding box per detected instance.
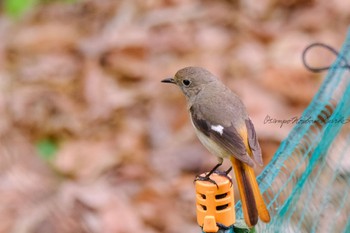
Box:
[245,118,263,166]
[190,105,255,167]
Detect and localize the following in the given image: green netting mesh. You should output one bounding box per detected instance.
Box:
[235,30,350,233]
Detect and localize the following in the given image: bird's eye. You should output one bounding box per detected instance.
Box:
[182,79,191,86]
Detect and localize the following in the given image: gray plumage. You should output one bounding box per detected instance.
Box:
[163,66,263,168]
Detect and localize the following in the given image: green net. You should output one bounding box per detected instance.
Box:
[235,30,350,233]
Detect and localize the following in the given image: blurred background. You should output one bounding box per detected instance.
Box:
[0,0,350,232]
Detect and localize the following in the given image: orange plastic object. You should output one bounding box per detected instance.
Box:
[195,173,235,232]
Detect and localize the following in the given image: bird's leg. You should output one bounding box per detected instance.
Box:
[206,162,224,177]
[213,166,233,186]
[214,166,232,175]
[194,163,223,188]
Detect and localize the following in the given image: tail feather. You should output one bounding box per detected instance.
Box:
[231,157,270,227]
[246,163,271,223]
[231,157,258,227]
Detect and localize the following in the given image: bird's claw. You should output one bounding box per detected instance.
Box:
[213,167,233,187]
[194,173,219,188]
[194,167,233,188]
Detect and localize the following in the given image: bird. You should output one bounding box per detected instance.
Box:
[161,66,270,227]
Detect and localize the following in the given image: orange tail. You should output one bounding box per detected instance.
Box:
[231,157,270,227]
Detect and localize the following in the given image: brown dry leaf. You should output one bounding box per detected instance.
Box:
[53,140,120,179]
[9,86,83,137]
[114,115,149,165]
[100,198,143,233]
[83,59,134,119]
[100,51,152,83]
[0,89,11,136]
[58,180,145,233]
[8,22,80,54]
[0,133,57,233]
[262,67,320,105]
[13,52,81,85]
[135,179,197,233]
[227,40,267,78]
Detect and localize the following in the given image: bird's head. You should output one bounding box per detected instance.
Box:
[161,66,217,100]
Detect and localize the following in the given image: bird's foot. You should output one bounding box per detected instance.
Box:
[213,166,233,187]
[195,172,219,188]
[194,163,223,188]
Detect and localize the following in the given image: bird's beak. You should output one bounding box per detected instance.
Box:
[161,77,176,84]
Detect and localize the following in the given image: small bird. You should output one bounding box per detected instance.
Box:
[161,67,270,227]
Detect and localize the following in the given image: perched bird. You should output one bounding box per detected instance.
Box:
[161,67,270,227]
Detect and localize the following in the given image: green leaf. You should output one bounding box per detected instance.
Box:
[36,138,59,161]
[4,0,37,18]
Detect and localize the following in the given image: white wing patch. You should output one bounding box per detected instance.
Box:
[211,124,224,135]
